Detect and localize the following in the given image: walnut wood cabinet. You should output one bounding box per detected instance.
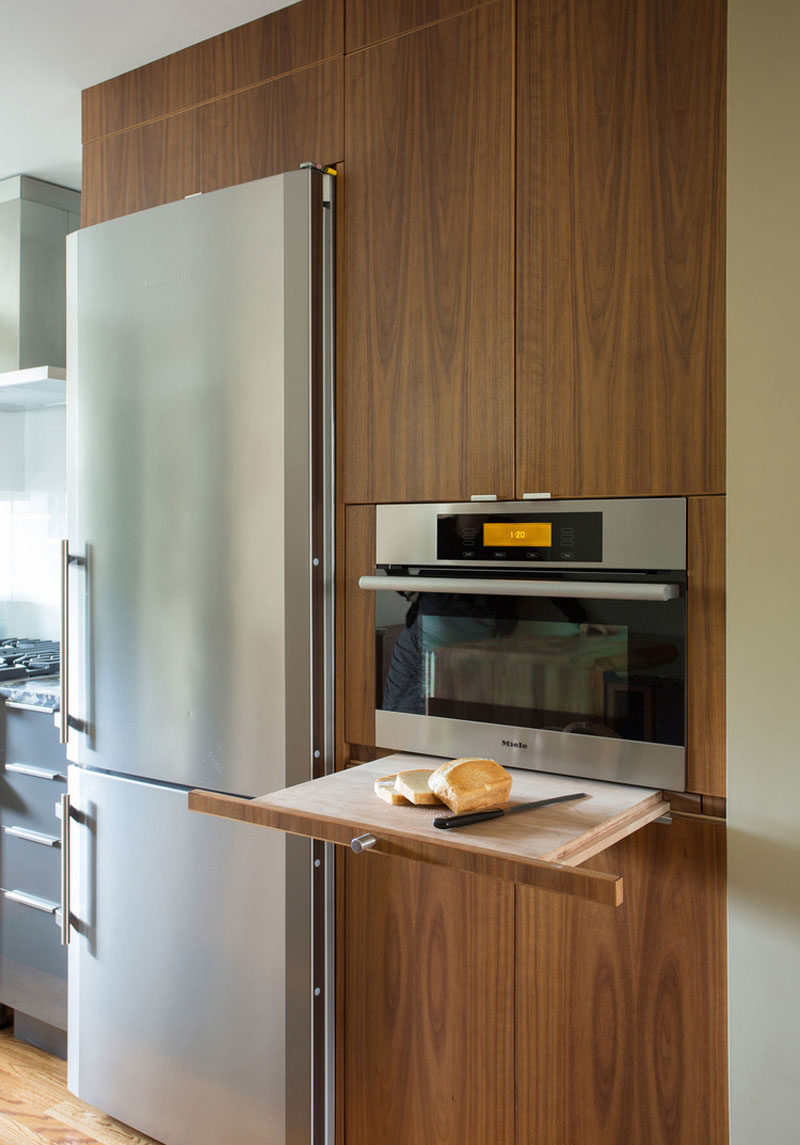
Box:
[516,0,726,500]
[80,2,344,227]
[334,815,727,1145]
[340,1,515,504]
[343,854,515,1145]
[516,817,728,1145]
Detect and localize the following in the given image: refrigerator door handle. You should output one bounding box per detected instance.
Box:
[60,539,70,745]
[56,792,72,945]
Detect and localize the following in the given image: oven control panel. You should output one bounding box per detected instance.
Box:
[437,512,603,563]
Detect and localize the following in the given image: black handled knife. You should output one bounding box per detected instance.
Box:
[432,791,587,830]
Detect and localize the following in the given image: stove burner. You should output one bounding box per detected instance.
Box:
[0,639,60,681]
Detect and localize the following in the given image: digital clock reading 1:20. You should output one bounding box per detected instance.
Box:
[482,522,552,548]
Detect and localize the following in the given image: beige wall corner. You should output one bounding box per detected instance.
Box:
[727,1,800,1141]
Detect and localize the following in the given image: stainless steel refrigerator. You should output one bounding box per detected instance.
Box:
[61,169,335,1145]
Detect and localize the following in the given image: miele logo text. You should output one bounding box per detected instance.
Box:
[502,739,528,750]
[144,270,197,289]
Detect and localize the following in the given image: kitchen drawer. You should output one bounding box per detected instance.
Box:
[2,703,66,773]
[0,767,66,837]
[1,825,61,901]
[0,892,67,1031]
[190,755,671,906]
[0,891,65,978]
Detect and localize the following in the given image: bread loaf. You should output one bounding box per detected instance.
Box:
[373,774,410,805]
[428,757,512,814]
[394,769,443,806]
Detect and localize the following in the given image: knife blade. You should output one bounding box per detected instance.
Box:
[432,791,587,830]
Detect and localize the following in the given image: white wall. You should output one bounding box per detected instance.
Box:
[727,1,800,1140]
[0,404,66,637]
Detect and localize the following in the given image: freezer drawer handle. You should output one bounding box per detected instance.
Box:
[2,824,60,847]
[3,889,59,915]
[358,575,680,603]
[55,793,72,945]
[350,833,377,854]
[4,762,65,781]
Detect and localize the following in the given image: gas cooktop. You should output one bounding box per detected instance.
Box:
[0,638,60,682]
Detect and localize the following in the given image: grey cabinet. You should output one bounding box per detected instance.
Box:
[0,701,67,1054]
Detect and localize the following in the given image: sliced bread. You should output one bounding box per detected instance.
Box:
[373,774,411,805]
[394,769,443,806]
[428,757,513,814]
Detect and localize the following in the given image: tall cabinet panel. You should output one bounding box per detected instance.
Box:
[516,0,726,499]
[516,819,728,1145]
[342,2,515,504]
[344,853,515,1145]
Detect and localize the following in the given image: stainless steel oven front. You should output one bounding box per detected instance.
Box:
[360,499,687,790]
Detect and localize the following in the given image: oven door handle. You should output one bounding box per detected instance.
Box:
[358,575,680,603]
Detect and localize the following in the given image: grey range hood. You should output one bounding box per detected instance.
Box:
[0,175,80,411]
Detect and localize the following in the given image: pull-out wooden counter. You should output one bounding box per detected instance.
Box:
[189,755,670,905]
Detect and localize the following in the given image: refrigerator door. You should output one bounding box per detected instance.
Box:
[65,170,325,796]
[67,765,313,1145]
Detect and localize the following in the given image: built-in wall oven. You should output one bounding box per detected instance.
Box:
[360,499,687,791]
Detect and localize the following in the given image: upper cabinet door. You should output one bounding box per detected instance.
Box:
[342,2,515,504]
[516,0,726,499]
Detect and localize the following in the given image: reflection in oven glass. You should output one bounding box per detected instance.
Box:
[378,590,683,746]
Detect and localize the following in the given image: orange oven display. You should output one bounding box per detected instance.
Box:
[482,522,552,548]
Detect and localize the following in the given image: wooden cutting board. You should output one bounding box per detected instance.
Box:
[189,755,670,906]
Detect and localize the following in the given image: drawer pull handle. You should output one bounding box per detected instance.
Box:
[4,763,65,781]
[4,701,57,714]
[2,825,60,847]
[3,889,59,915]
[350,833,377,854]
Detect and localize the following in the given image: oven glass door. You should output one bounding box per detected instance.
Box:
[375,573,686,748]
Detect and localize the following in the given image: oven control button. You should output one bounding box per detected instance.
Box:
[493,550,507,559]
[560,551,575,560]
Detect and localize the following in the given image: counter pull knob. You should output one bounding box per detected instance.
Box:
[350,833,377,854]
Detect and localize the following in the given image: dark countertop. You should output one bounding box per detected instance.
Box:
[0,675,60,712]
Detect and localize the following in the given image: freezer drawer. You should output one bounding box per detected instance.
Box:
[3,703,67,774]
[1,828,61,901]
[0,765,66,836]
[67,766,314,1145]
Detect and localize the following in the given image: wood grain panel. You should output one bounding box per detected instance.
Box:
[344,853,514,1145]
[516,817,728,1145]
[82,0,343,142]
[81,104,215,227]
[702,795,726,818]
[213,0,343,94]
[342,2,514,503]
[82,39,215,145]
[212,59,344,188]
[516,0,726,498]
[346,0,494,52]
[344,505,376,747]
[687,495,726,796]
[81,62,342,228]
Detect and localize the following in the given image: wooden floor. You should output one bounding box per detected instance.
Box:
[0,1028,163,1145]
